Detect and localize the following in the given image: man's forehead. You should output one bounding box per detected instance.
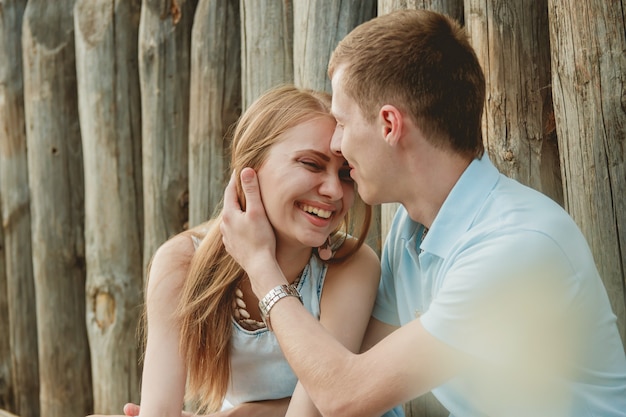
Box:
[330,98,345,122]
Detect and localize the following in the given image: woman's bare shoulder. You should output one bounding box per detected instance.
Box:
[146,232,198,299]
[153,220,215,266]
[334,236,379,265]
[328,238,381,284]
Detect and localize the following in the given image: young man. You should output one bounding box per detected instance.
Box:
[221,9,626,417]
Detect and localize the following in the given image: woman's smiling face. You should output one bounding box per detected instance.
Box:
[257,116,354,250]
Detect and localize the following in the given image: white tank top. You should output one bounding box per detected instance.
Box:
[191,235,327,407]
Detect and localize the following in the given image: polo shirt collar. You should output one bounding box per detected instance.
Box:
[421,155,500,259]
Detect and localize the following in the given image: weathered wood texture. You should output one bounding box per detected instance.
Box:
[0,410,18,417]
[0,220,10,409]
[240,0,293,110]
[138,0,196,270]
[379,0,464,22]
[74,0,143,413]
[0,1,38,416]
[21,1,93,416]
[188,0,241,227]
[467,0,562,205]
[548,0,626,346]
[293,0,376,92]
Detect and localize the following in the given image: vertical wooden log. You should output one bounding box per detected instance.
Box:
[548,0,626,345]
[466,0,562,205]
[293,0,375,92]
[0,202,12,411]
[22,1,93,416]
[74,0,143,412]
[188,0,241,227]
[0,1,38,415]
[378,0,463,23]
[240,0,293,109]
[139,0,196,269]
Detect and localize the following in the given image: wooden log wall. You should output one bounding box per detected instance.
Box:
[21,2,93,417]
[547,0,626,350]
[188,0,241,227]
[139,0,196,272]
[0,1,624,416]
[74,0,144,413]
[0,1,39,417]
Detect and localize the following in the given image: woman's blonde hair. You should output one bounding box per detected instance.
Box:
[176,85,371,411]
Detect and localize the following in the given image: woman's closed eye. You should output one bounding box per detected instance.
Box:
[300,159,352,183]
[300,160,323,171]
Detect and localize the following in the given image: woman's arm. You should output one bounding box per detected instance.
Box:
[285,242,381,417]
[135,234,194,417]
[116,398,290,417]
[88,234,194,417]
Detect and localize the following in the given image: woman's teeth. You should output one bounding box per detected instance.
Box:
[301,204,332,219]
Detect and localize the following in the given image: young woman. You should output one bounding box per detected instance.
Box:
[90,85,401,417]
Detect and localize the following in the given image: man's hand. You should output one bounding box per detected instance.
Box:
[221,168,284,298]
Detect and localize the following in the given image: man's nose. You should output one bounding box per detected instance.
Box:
[330,127,343,156]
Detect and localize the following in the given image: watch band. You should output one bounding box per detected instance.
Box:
[258,284,303,331]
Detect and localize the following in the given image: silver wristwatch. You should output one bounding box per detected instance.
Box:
[258,284,303,331]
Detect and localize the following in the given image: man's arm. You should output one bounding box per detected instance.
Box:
[221,169,462,417]
[360,317,398,353]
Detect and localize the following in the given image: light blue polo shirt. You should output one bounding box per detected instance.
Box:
[374,155,626,416]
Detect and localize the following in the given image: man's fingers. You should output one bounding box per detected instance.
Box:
[239,167,263,214]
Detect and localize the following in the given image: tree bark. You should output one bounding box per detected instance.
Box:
[21,1,93,416]
[240,0,293,109]
[548,0,626,345]
[0,1,38,415]
[378,0,463,23]
[139,0,196,269]
[466,0,562,205]
[188,0,241,227]
[74,0,143,412]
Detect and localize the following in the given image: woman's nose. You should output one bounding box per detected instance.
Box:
[319,172,343,200]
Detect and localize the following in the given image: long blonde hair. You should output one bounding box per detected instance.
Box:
[177,85,371,411]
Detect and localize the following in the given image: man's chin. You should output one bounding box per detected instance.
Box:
[356,186,377,205]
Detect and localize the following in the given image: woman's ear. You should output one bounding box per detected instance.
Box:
[379,104,403,146]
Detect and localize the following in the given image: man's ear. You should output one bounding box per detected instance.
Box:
[379,104,403,146]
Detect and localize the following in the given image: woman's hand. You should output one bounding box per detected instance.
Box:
[122,403,140,416]
[117,399,290,417]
